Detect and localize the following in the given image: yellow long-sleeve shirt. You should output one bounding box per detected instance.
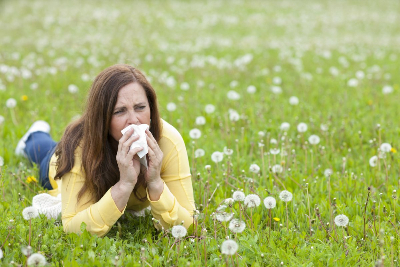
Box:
[47,119,195,237]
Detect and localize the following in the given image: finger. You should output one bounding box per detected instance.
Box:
[118,128,134,151]
[127,146,144,158]
[146,129,157,143]
[147,145,159,163]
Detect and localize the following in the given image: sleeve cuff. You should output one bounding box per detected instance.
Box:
[146,181,175,214]
[93,188,125,226]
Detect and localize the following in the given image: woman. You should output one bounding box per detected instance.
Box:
[16,64,195,237]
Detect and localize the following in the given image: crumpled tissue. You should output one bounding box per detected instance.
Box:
[32,193,62,219]
[121,124,149,168]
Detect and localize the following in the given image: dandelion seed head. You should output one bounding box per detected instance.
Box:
[249,164,260,173]
[279,190,293,202]
[22,206,39,220]
[27,253,47,266]
[223,147,233,156]
[289,96,299,105]
[227,90,240,100]
[347,78,358,87]
[320,124,329,131]
[271,164,283,173]
[271,85,282,94]
[194,149,205,158]
[171,225,187,238]
[229,219,246,233]
[280,122,290,131]
[0,248,3,259]
[247,85,256,94]
[224,198,234,205]
[6,98,17,108]
[229,110,240,122]
[68,84,78,94]
[324,169,333,177]
[369,156,378,167]
[221,239,238,255]
[0,156,4,167]
[232,191,245,202]
[380,143,392,153]
[205,104,215,114]
[180,82,190,91]
[297,122,308,133]
[166,102,177,111]
[195,116,206,125]
[263,196,277,209]
[308,135,320,145]
[244,194,261,208]
[211,151,224,163]
[334,214,349,227]
[270,148,280,155]
[382,85,393,94]
[215,211,234,222]
[189,128,201,139]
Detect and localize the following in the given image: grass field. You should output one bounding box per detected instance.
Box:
[1,0,399,266]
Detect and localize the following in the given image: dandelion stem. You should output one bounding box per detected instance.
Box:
[285,202,289,230]
[29,218,32,247]
[306,188,312,236]
[363,187,371,240]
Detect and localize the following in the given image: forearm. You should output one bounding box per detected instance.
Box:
[111,181,135,212]
[147,177,164,201]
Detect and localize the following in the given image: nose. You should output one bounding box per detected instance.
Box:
[127,110,140,125]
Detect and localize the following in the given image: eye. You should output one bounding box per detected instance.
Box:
[137,106,146,110]
[113,110,122,115]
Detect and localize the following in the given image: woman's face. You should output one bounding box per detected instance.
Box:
[109,82,151,141]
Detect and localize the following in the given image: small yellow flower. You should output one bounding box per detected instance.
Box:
[391,148,397,153]
[273,217,280,222]
[26,176,38,184]
[21,95,28,101]
[367,100,373,106]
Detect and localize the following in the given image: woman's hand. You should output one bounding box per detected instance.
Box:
[145,129,164,200]
[116,128,143,188]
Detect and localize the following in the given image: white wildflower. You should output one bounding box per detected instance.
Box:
[271,164,283,173]
[271,85,282,94]
[355,70,365,79]
[324,169,333,177]
[289,96,299,105]
[223,147,233,156]
[297,122,308,133]
[221,240,238,255]
[263,196,276,209]
[22,206,39,220]
[228,219,246,233]
[27,253,47,266]
[205,104,215,114]
[205,165,211,170]
[249,164,260,173]
[211,151,224,163]
[21,246,32,256]
[270,138,278,144]
[6,98,17,108]
[232,191,245,202]
[227,90,240,100]
[244,194,261,208]
[280,122,290,131]
[215,211,234,222]
[308,135,320,145]
[347,78,358,87]
[229,110,240,122]
[194,149,205,158]
[180,82,190,91]
[166,102,177,111]
[68,84,78,94]
[382,85,393,94]
[320,124,329,131]
[171,225,187,238]
[224,198,234,205]
[270,148,280,155]
[279,190,293,202]
[189,128,201,139]
[195,116,206,125]
[258,131,265,137]
[334,214,349,227]
[369,155,378,167]
[247,85,256,94]
[380,143,392,153]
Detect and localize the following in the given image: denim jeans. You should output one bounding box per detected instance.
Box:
[24,132,57,190]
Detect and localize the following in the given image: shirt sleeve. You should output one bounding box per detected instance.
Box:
[146,133,196,230]
[61,170,125,237]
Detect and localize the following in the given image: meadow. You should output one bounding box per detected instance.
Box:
[0,0,399,266]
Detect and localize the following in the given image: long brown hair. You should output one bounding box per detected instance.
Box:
[54,64,162,202]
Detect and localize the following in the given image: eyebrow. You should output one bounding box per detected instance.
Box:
[114,102,146,110]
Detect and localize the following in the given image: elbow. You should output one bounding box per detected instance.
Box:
[62,218,108,237]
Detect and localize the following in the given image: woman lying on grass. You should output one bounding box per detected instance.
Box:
[15,64,195,237]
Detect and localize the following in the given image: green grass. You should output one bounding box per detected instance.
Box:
[1,0,399,266]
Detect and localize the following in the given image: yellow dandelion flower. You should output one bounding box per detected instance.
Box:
[391,148,397,153]
[21,95,28,101]
[273,217,280,222]
[26,176,38,184]
[367,100,373,106]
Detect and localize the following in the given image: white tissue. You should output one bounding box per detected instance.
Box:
[32,193,62,219]
[121,124,149,168]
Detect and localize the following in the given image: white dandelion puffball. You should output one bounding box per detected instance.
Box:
[324,169,333,177]
[308,135,320,145]
[280,122,290,131]
[0,156,4,167]
[221,240,238,255]
[189,128,201,139]
[247,85,256,93]
[380,143,392,153]
[0,115,4,125]
[279,190,293,202]
[347,78,359,87]
[230,80,238,88]
[224,198,234,205]
[205,104,215,114]
[22,206,39,220]
[216,211,234,222]
[171,225,187,238]
[270,138,278,144]
[223,147,233,156]
[195,116,206,125]
[263,196,276,209]
[232,191,245,202]
[27,253,47,266]
[297,122,308,133]
[369,155,378,167]
[6,98,17,108]
[244,194,261,208]
[320,124,329,131]
[227,90,241,100]
[229,219,246,233]
[334,214,349,227]
[382,85,393,94]
[355,70,365,79]
[258,131,265,137]
[249,164,260,173]
[229,110,240,122]
[271,164,283,173]
[270,148,280,155]
[0,248,3,259]
[68,84,79,94]
[211,151,224,163]
[271,85,282,94]
[289,96,299,105]
[273,76,282,84]
[180,82,190,91]
[329,66,339,76]
[166,102,177,111]
[195,148,205,158]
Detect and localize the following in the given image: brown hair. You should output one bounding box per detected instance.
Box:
[54,64,162,202]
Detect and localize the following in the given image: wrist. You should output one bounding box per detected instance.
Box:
[116,180,135,193]
[147,177,163,190]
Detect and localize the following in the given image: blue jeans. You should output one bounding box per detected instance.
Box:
[24,132,57,190]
